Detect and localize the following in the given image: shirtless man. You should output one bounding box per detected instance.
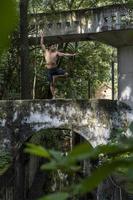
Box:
[40,31,76,98]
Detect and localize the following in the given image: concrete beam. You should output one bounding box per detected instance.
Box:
[29,29,133,47]
[28,34,93,46]
[29,4,133,47]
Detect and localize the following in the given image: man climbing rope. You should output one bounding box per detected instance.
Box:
[40,31,76,99]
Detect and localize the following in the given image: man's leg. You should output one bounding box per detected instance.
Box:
[51,71,68,98]
[53,73,68,85]
[50,82,55,98]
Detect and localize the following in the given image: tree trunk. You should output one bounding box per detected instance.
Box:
[19,0,31,99]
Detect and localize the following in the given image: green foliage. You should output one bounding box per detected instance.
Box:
[1,0,133,99]
[38,192,69,200]
[0,148,12,175]
[32,41,114,99]
[25,130,133,200]
[0,38,20,100]
[0,0,118,99]
[0,0,18,56]
[0,1,18,99]
[24,143,51,159]
[29,0,133,11]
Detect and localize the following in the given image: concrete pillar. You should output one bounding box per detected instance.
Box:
[118,46,133,107]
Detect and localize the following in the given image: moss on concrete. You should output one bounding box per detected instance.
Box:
[0,99,132,176]
[0,148,12,176]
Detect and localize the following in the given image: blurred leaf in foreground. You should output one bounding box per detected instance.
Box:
[38,192,69,200]
[0,0,18,56]
[73,157,133,195]
[24,143,51,159]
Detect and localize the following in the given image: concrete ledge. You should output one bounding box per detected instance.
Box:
[0,99,132,151]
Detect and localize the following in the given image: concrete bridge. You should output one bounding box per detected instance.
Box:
[29,4,133,107]
[1,4,133,199]
[29,4,133,47]
[0,99,133,200]
[0,99,133,155]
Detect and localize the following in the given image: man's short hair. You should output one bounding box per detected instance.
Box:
[48,44,58,51]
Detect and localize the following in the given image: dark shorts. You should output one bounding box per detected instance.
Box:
[47,67,65,83]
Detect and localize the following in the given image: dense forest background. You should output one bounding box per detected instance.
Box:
[0,0,125,100]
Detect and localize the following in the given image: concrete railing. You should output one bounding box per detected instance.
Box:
[29,4,133,39]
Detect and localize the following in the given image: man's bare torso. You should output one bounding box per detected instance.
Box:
[44,50,58,69]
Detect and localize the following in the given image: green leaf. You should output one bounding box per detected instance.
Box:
[41,161,58,170]
[73,158,133,195]
[38,192,69,200]
[67,141,133,164]
[91,142,133,158]
[24,143,51,159]
[61,142,94,166]
[42,140,133,171]
[41,158,80,172]
[68,142,93,159]
[0,0,18,56]
[49,150,63,161]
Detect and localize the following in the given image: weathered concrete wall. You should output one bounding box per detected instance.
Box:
[29,4,133,46]
[118,46,133,108]
[0,99,132,154]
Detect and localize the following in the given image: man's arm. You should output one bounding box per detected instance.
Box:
[40,31,46,51]
[57,51,76,57]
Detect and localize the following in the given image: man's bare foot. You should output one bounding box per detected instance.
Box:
[52,90,57,99]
